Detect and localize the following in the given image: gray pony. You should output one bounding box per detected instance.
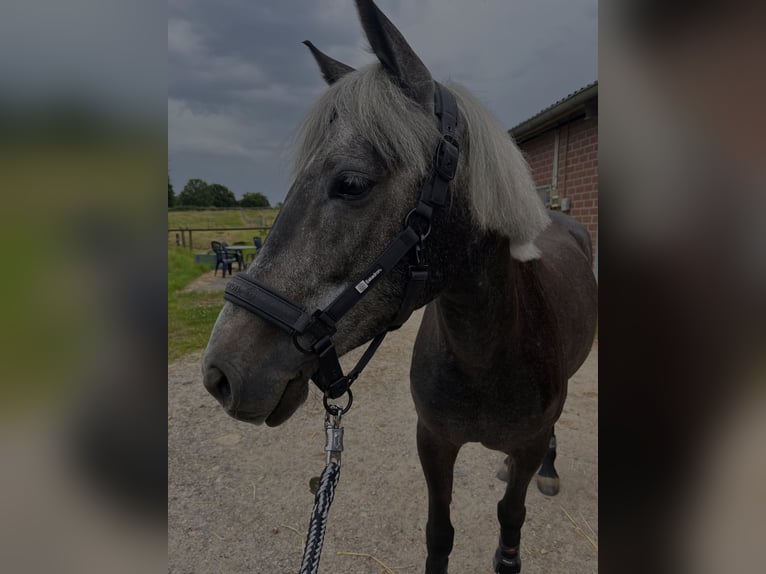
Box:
[203,1,597,572]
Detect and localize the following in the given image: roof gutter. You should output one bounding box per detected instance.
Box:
[509,83,598,144]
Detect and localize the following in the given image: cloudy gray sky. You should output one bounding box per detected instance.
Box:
[169,0,597,205]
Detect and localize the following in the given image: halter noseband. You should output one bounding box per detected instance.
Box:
[224,82,459,407]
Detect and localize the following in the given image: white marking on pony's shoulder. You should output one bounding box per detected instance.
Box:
[510,241,541,262]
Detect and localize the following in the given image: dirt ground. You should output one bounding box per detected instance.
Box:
[181,269,243,293]
[168,305,597,574]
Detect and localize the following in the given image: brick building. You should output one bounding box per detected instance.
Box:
[509,82,598,261]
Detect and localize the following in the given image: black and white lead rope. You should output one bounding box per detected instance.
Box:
[298,462,340,574]
[298,408,345,574]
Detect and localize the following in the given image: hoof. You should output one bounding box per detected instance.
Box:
[536,474,559,496]
[493,547,521,573]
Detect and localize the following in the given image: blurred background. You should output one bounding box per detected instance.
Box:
[0,1,166,572]
[0,0,763,573]
[601,1,765,572]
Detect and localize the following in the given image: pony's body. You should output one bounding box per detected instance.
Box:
[409,210,596,572]
[203,2,597,572]
[413,212,596,450]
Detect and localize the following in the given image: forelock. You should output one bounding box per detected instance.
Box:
[292,64,440,179]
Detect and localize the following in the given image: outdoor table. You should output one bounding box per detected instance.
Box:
[224,244,258,263]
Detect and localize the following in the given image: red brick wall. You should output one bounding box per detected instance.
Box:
[523,131,556,188]
[518,116,598,253]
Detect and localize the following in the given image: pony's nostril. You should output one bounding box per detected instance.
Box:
[203,366,232,407]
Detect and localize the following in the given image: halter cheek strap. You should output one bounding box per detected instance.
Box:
[224,81,459,405]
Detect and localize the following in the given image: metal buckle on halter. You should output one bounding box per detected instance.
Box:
[404,204,432,241]
[434,135,459,181]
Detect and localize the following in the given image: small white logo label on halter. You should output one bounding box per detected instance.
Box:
[354,267,383,294]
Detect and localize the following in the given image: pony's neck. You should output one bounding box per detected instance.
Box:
[434,233,520,365]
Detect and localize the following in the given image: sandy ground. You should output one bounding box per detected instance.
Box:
[168,306,597,574]
[181,269,241,293]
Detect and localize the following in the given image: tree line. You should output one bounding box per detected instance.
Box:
[168,178,271,208]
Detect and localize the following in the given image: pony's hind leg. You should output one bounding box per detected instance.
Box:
[417,419,460,574]
[494,432,551,574]
[497,429,560,497]
[535,431,560,496]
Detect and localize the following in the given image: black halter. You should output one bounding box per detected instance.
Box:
[224,82,459,408]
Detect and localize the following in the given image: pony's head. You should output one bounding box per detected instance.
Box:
[202,0,548,425]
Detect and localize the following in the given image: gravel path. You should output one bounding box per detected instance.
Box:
[168,308,598,573]
[181,269,237,293]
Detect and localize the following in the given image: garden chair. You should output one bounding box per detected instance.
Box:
[211,241,238,278]
[221,241,244,271]
[248,236,263,263]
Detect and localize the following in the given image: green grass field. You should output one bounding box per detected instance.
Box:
[168,208,279,251]
[167,246,224,360]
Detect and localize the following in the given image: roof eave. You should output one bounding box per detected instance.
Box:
[509,83,598,143]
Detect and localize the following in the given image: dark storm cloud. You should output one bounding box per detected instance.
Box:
[169,0,597,204]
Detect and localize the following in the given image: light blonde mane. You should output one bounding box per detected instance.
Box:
[293,65,549,251]
[448,83,550,251]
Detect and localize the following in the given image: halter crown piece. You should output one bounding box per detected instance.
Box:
[224,82,459,410]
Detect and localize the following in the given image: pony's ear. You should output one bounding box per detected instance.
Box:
[303,40,355,85]
[355,0,433,107]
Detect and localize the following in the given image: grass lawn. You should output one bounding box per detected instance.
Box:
[168,246,225,361]
[168,208,279,251]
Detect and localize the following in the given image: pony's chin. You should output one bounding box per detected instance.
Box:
[265,374,309,427]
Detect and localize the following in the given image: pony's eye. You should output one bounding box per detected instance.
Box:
[330,172,373,200]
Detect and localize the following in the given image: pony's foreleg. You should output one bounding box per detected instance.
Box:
[536,429,560,496]
[416,419,460,574]
[494,432,551,574]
